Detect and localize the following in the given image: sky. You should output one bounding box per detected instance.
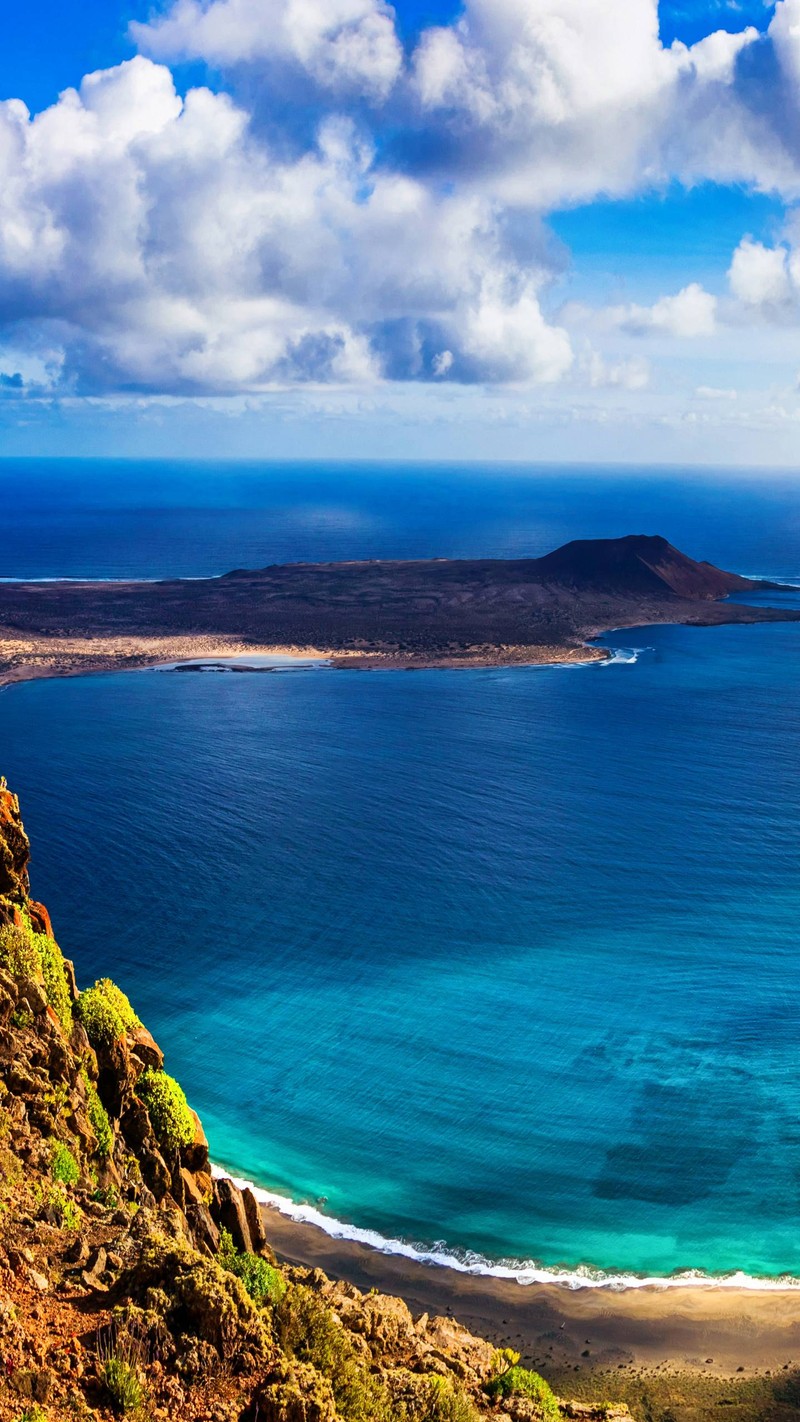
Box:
[1,0,800,464]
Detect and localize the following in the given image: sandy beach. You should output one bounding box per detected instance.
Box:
[0,631,608,687]
[259,1203,800,1383]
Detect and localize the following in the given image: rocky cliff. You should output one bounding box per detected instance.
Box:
[0,779,628,1422]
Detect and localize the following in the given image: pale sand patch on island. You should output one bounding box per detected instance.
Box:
[260,1205,800,1382]
[0,631,608,687]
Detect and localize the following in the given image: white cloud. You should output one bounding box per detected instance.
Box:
[650,284,718,337]
[0,57,573,393]
[133,0,403,99]
[565,284,718,339]
[5,0,800,402]
[410,0,768,205]
[695,384,738,400]
[135,0,800,208]
[584,350,651,389]
[728,237,797,307]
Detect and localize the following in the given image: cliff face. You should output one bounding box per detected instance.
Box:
[0,781,627,1422]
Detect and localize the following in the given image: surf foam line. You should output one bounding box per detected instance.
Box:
[210,1164,800,1292]
[598,646,647,666]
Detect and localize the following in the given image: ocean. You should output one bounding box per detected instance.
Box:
[2,458,800,1286]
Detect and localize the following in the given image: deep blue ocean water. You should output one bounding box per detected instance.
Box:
[2,460,800,1284]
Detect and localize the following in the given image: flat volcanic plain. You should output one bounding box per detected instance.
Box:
[0,533,798,684]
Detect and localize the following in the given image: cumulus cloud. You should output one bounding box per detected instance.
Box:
[728,236,799,308]
[0,56,573,393]
[564,284,718,339]
[6,0,800,398]
[133,0,403,100]
[409,0,768,205]
[613,284,718,337]
[135,0,800,204]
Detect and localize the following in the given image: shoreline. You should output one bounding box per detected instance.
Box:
[250,1190,800,1381]
[0,633,609,688]
[207,1167,800,1381]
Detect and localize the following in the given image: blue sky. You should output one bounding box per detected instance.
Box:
[1,0,799,463]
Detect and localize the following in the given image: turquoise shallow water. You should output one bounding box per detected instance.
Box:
[2,462,800,1283]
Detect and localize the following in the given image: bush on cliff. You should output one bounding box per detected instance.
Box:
[278,1283,393,1422]
[34,932,73,1031]
[137,1068,194,1152]
[50,1140,79,1185]
[82,1069,113,1157]
[424,1374,481,1422]
[0,924,73,1030]
[218,1227,286,1306]
[485,1365,560,1420]
[0,924,38,980]
[125,1225,271,1371]
[77,977,141,1047]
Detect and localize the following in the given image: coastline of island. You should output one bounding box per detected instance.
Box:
[0,632,611,689]
[2,533,799,688]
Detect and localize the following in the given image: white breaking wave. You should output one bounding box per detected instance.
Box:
[597,646,648,666]
[210,1165,800,1292]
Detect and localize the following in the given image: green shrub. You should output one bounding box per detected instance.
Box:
[0,924,39,980]
[34,1181,82,1231]
[17,1408,48,1422]
[0,926,73,1030]
[34,934,73,1031]
[82,1072,113,1157]
[101,1357,144,1415]
[278,1284,392,1422]
[218,1228,286,1306]
[50,1141,79,1186]
[76,978,140,1048]
[92,1184,119,1208]
[136,1068,194,1152]
[485,1366,560,1420]
[424,1374,481,1422]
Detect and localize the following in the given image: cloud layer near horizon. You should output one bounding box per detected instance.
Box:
[2,0,800,398]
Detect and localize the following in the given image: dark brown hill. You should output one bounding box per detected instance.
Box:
[528,534,760,599]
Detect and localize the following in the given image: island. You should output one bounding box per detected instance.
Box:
[0,533,797,684]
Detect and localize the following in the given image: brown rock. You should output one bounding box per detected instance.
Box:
[81,1269,109,1293]
[85,1246,107,1278]
[140,1144,172,1200]
[0,785,31,904]
[17,979,48,1016]
[212,1177,253,1254]
[66,1237,90,1267]
[28,900,53,938]
[181,1167,208,1208]
[242,1187,269,1255]
[127,1024,164,1070]
[186,1202,221,1256]
[62,956,79,1002]
[182,1110,210,1173]
[9,1366,54,1403]
[422,1316,496,1382]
